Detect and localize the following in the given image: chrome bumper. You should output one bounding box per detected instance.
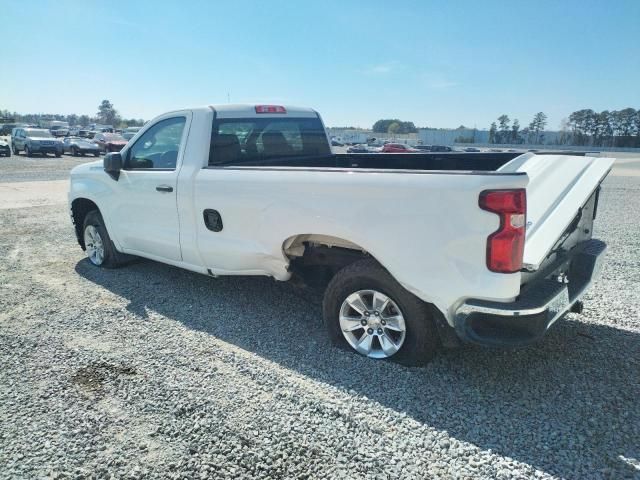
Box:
[454,239,607,346]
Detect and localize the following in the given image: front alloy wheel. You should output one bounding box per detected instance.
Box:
[339,290,406,359]
[84,225,105,265]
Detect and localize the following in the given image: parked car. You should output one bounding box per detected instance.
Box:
[63,137,102,157]
[50,125,70,137]
[1,123,26,136]
[0,139,11,156]
[381,143,418,153]
[78,129,90,138]
[463,147,481,152]
[331,139,344,147]
[93,133,128,152]
[411,145,432,151]
[69,104,613,365]
[122,127,142,140]
[12,128,63,157]
[346,144,370,153]
[430,145,453,152]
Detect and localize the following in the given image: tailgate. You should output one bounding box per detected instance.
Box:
[498,153,614,270]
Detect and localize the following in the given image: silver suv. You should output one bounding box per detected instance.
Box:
[12,128,64,157]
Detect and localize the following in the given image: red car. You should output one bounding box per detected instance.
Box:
[381,143,418,153]
[93,133,128,153]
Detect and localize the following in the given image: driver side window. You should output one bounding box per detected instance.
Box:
[126,117,186,170]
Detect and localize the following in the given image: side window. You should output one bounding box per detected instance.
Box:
[126,117,186,170]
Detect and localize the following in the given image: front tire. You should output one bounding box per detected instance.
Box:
[323,259,439,366]
[25,145,33,157]
[12,144,18,155]
[82,210,127,268]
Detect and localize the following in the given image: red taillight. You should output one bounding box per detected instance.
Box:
[255,105,286,114]
[479,189,526,273]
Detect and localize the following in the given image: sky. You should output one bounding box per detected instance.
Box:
[1,0,639,129]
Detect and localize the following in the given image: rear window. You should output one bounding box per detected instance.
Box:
[209,117,330,166]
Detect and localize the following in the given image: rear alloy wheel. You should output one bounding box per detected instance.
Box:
[339,290,406,359]
[323,258,439,366]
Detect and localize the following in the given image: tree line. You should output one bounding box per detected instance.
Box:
[488,108,640,147]
[0,100,145,128]
[372,119,418,134]
[488,112,547,145]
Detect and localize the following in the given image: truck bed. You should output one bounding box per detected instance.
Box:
[210,151,588,172]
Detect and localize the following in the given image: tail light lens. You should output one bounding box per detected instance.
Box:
[479,189,526,273]
[255,105,286,114]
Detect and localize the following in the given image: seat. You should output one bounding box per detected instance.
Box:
[261,131,294,157]
[211,133,241,165]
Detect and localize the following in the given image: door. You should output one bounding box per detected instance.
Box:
[110,114,190,262]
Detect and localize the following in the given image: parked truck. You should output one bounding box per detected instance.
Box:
[68,104,613,365]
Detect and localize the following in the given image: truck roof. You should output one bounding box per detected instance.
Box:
[209,104,319,119]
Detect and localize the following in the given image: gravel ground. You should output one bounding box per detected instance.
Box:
[0,155,639,479]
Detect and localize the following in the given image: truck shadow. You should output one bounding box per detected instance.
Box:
[75,258,640,479]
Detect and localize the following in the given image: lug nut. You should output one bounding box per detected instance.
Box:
[381,319,386,325]
[374,311,379,316]
[377,328,383,335]
[364,311,370,317]
[367,328,373,335]
[360,319,367,326]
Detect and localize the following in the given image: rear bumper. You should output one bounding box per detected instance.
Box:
[454,239,606,347]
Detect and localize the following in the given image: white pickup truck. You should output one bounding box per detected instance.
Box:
[68,104,613,365]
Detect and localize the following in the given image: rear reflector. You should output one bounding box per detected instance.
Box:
[479,189,526,273]
[255,105,286,114]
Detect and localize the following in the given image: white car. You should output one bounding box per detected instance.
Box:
[68,104,613,365]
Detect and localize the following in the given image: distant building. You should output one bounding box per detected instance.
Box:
[418,128,567,146]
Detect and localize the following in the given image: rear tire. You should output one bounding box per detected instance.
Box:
[82,210,128,268]
[323,259,439,366]
[25,145,33,157]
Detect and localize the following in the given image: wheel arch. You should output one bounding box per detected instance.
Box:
[283,233,374,287]
[71,198,100,249]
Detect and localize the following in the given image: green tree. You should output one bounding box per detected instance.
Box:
[488,122,497,144]
[97,100,120,126]
[372,119,417,134]
[511,119,520,143]
[528,112,547,144]
[497,115,510,143]
[387,121,401,134]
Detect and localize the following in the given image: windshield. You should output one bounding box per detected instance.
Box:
[26,129,53,138]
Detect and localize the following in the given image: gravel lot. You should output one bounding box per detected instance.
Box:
[1,152,639,479]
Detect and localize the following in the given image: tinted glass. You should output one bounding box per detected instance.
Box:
[127,117,186,169]
[209,117,330,166]
[26,129,53,138]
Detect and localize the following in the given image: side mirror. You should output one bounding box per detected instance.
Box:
[104,152,122,180]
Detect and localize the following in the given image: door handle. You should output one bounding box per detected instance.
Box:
[156,185,173,193]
